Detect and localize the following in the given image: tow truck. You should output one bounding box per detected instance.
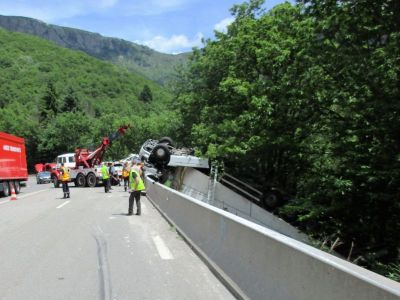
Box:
[52,125,130,188]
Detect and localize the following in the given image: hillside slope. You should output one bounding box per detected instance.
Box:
[0,15,189,85]
[0,27,179,164]
[0,27,171,114]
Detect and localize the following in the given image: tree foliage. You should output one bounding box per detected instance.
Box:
[0,27,178,166]
[139,84,153,102]
[173,0,400,277]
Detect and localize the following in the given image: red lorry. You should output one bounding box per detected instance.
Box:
[0,132,28,197]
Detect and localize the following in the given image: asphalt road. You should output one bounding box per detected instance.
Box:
[0,176,234,300]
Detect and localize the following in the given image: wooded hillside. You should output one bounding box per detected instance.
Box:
[172,0,400,279]
[0,28,179,166]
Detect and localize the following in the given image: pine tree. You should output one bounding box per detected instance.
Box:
[39,81,59,123]
[139,84,153,102]
[62,87,79,112]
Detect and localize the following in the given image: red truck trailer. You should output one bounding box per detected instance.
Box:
[0,132,28,197]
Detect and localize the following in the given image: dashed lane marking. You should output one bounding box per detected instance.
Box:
[152,235,174,260]
[56,200,70,209]
[0,200,10,205]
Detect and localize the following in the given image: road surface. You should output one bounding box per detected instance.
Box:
[0,176,234,299]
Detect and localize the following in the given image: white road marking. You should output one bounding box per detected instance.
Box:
[56,200,70,209]
[0,200,10,205]
[18,189,48,199]
[152,235,174,260]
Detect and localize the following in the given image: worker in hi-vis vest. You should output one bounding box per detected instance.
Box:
[60,163,71,199]
[128,160,145,215]
[122,162,130,192]
[101,162,110,193]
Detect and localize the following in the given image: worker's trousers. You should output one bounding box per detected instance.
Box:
[104,178,110,192]
[128,191,141,215]
[62,181,69,193]
[123,177,129,191]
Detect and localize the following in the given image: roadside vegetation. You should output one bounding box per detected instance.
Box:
[172,0,400,279]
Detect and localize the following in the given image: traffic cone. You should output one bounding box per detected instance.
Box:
[10,184,17,201]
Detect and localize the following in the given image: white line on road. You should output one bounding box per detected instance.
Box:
[56,200,70,209]
[152,235,174,260]
[18,189,48,199]
[0,200,10,205]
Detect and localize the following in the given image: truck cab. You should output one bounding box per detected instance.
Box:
[55,153,75,169]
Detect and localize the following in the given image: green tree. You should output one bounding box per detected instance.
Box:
[139,84,153,102]
[290,0,400,267]
[173,0,400,277]
[39,81,59,123]
[62,87,80,112]
[37,112,98,161]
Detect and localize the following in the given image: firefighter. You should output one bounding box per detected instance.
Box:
[128,161,145,215]
[101,162,110,193]
[60,163,71,198]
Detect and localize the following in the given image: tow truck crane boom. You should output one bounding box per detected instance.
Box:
[75,125,130,168]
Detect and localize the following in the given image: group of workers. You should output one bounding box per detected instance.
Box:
[59,159,146,216]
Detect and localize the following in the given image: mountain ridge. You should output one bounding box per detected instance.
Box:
[0,15,189,85]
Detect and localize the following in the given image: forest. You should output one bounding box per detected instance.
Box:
[172,0,399,279]
[0,27,179,164]
[0,0,398,280]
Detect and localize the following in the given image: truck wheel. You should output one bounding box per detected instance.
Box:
[86,173,96,187]
[52,176,60,188]
[263,190,283,209]
[158,137,174,147]
[14,181,21,194]
[1,181,10,197]
[149,144,170,167]
[76,173,86,187]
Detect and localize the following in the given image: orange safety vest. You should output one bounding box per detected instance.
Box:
[122,168,130,178]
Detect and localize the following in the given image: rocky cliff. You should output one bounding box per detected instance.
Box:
[0,15,188,85]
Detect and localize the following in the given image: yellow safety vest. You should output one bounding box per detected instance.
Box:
[60,167,71,182]
[129,170,145,191]
[101,165,109,179]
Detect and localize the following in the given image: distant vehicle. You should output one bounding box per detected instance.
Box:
[0,131,28,197]
[120,153,139,164]
[36,171,51,184]
[139,138,209,170]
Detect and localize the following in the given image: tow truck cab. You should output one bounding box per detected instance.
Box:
[55,153,75,169]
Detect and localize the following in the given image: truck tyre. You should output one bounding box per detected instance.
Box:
[1,181,10,197]
[52,176,60,188]
[86,173,97,187]
[149,144,170,167]
[263,190,283,209]
[158,137,174,147]
[14,181,21,194]
[76,173,86,187]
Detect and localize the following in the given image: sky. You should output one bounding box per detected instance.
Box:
[0,0,288,54]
